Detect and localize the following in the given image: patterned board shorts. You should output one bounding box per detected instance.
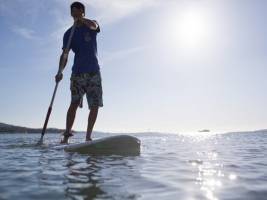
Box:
[70,71,103,109]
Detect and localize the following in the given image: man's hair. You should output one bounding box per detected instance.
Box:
[71,2,85,14]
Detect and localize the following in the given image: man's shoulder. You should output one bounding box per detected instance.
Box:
[64,27,73,36]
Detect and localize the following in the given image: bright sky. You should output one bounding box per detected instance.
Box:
[0,0,267,133]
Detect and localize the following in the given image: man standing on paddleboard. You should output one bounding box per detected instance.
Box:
[55,2,103,143]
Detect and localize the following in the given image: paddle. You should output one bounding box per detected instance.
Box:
[37,22,77,145]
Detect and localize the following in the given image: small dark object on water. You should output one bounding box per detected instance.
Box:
[198,129,210,133]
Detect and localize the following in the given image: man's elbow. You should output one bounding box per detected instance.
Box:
[90,20,99,30]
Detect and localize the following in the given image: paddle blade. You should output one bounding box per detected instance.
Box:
[36,135,44,146]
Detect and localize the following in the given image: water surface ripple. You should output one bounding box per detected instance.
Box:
[0,132,266,200]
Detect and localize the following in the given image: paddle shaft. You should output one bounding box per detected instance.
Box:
[40,82,59,138]
[40,22,76,140]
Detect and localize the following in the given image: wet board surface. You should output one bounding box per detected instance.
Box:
[52,135,141,155]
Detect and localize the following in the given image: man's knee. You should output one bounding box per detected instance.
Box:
[69,102,79,111]
[89,106,99,113]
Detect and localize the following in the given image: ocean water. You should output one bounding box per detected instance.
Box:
[0,131,266,200]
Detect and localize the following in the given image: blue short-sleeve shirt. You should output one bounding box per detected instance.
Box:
[62,21,100,74]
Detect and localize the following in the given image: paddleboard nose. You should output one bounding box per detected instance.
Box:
[53,135,141,155]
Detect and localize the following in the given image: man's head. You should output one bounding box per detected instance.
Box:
[71,2,85,19]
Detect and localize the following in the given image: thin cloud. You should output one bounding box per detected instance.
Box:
[12,26,39,40]
[0,0,45,25]
[53,0,162,25]
[0,0,163,41]
[49,0,164,44]
[101,46,147,64]
[0,0,46,41]
[0,0,163,53]
[83,0,162,24]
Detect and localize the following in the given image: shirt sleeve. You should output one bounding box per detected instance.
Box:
[62,31,70,50]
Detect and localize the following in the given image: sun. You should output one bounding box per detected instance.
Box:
[179,11,208,46]
[169,9,212,50]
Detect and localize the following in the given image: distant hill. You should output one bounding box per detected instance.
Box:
[1,122,266,135]
[0,122,65,133]
[254,129,267,133]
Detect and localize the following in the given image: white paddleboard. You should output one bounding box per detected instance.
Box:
[52,135,140,155]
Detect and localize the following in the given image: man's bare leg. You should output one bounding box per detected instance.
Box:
[61,102,79,143]
[86,106,99,141]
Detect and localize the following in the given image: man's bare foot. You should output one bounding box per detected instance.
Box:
[60,132,74,144]
[60,136,69,144]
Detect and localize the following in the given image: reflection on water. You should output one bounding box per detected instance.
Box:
[64,155,141,199]
[65,156,105,199]
[37,147,142,200]
[0,132,267,200]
